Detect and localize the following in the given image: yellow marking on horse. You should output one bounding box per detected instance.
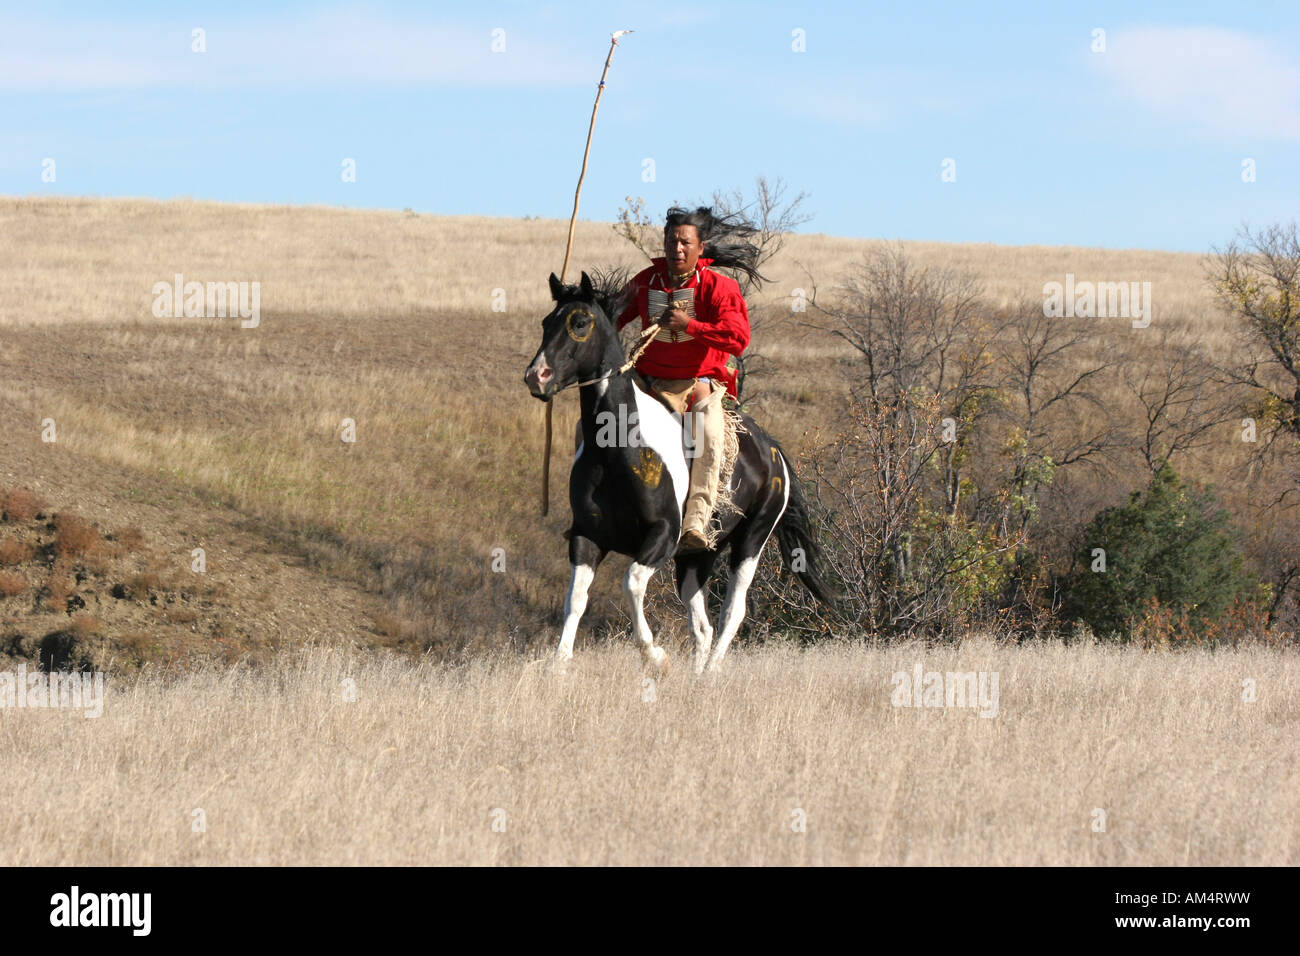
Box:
[566,308,594,342]
[632,448,662,488]
[771,475,783,494]
[770,447,780,463]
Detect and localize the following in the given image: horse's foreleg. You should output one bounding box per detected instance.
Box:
[556,563,596,666]
[624,562,669,673]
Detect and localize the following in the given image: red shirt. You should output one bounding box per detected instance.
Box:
[616,257,750,398]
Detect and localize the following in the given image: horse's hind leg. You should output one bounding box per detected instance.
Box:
[556,536,603,667]
[624,562,669,674]
[705,549,761,672]
[707,458,791,672]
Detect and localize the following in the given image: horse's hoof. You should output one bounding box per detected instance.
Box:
[645,646,670,675]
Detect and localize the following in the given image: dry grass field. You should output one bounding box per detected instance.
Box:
[1,640,1294,866]
[0,197,1294,865]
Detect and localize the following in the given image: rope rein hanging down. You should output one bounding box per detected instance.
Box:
[543,30,632,516]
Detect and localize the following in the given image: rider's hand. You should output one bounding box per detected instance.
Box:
[658,309,691,333]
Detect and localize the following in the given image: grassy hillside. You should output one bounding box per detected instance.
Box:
[0,197,1263,668]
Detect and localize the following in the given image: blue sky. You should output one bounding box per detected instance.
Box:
[3,0,1298,251]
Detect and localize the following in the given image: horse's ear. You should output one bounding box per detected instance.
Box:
[549,273,566,302]
[579,271,595,301]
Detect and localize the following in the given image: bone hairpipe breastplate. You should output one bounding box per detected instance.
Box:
[647,287,695,343]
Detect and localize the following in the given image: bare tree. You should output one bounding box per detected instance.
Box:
[807,244,1003,514]
[612,176,810,299]
[763,247,1020,637]
[1209,222,1300,447]
[1207,223,1300,627]
[1120,325,1235,474]
[993,301,1120,537]
[611,195,660,263]
[709,176,812,298]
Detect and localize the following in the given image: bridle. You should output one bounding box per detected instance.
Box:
[549,322,658,395]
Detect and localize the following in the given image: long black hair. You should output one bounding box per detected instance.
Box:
[664,206,768,289]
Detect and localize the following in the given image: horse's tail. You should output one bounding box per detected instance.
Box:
[772,444,841,608]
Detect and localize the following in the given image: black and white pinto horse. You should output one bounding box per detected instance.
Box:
[524,272,836,674]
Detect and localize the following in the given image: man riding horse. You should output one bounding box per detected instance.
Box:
[616,206,760,552]
[524,212,836,673]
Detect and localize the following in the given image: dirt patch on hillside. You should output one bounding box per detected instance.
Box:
[0,429,391,672]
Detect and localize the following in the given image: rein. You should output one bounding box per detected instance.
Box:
[553,323,658,394]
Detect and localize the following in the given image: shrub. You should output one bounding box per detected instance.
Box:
[54,513,100,557]
[69,615,103,640]
[44,574,75,611]
[0,571,27,597]
[1060,463,1257,638]
[0,538,33,566]
[2,488,47,523]
[126,571,163,596]
[113,526,146,552]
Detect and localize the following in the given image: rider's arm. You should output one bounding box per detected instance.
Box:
[685,279,750,355]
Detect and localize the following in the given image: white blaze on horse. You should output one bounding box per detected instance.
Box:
[524,272,837,674]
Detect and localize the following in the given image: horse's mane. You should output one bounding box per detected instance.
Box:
[551,266,634,323]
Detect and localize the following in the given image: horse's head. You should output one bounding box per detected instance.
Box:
[523,271,621,400]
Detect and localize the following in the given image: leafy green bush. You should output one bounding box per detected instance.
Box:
[1061,463,1256,638]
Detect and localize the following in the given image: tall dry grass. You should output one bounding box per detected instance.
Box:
[0,640,1293,865]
